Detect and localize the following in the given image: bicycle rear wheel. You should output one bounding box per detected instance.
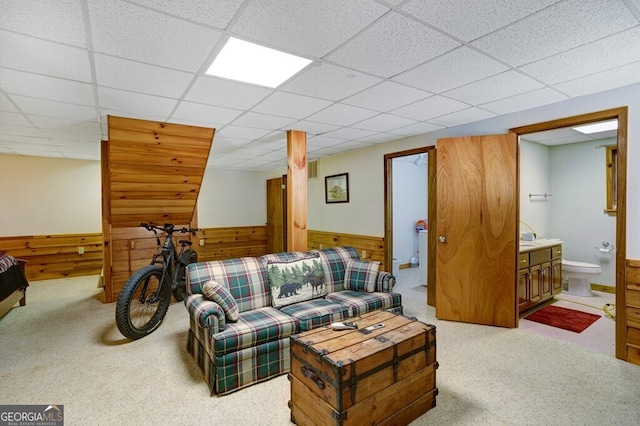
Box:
[115,265,171,340]
[173,249,198,302]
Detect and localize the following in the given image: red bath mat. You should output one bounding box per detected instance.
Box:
[524,305,601,333]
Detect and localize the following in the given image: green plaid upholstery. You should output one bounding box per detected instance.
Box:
[187,331,290,395]
[279,298,351,332]
[186,257,270,312]
[212,307,298,356]
[344,259,380,292]
[376,271,396,292]
[202,280,239,322]
[312,246,359,293]
[185,294,225,330]
[326,290,402,317]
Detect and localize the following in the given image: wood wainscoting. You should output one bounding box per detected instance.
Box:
[307,230,385,269]
[197,226,269,261]
[625,259,640,365]
[0,233,103,281]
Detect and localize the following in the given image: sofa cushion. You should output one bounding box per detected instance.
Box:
[202,280,239,322]
[314,246,360,293]
[267,254,325,308]
[326,290,402,317]
[211,307,298,356]
[344,259,380,292]
[279,299,351,332]
[187,257,270,312]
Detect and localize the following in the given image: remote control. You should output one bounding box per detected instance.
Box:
[360,323,384,334]
[331,321,358,330]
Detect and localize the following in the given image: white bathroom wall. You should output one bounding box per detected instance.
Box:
[392,155,427,265]
[519,140,552,238]
[550,138,617,287]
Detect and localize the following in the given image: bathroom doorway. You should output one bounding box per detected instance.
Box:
[512,107,627,360]
[383,147,435,302]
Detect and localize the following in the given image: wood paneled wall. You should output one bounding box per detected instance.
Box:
[197,226,269,261]
[307,230,386,270]
[625,259,640,365]
[0,233,103,281]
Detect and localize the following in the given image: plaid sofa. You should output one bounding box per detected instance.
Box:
[184,246,402,395]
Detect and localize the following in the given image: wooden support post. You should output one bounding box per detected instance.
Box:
[286,130,307,251]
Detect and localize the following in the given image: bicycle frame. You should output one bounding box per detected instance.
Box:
[143,225,185,303]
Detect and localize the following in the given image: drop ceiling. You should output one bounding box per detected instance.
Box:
[1,0,639,170]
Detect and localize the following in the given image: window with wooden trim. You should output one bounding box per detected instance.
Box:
[605,145,617,214]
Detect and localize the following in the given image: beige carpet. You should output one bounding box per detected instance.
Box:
[1,275,639,425]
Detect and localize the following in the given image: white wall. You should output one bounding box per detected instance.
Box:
[519,140,552,238]
[0,155,101,236]
[550,139,617,286]
[197,168,267,227]
[392,155,427,264]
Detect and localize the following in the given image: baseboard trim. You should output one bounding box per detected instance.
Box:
[591,283,615,294]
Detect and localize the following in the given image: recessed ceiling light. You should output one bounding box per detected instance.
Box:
[572,120,618,134]
[206,37,312,88]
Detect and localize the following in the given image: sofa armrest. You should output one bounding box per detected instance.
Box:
[184,294,226,331]
[375,271,396,293]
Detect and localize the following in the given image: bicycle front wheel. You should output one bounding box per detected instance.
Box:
[115,265,171,340]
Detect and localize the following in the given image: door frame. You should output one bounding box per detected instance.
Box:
[511,106,628,360]
[383,146,434,281]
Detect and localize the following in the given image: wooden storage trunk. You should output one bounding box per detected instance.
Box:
[289,310,437,426]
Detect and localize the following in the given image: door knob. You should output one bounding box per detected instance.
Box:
[439,235,446,243]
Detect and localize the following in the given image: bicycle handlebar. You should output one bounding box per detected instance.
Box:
[139,223,200,235]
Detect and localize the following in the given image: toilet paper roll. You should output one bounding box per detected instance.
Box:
[598,248,613,253]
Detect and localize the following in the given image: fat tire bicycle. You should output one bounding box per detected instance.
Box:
[115,223,199,340]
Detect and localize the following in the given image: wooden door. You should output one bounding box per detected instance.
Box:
[435,134,518,328]
[266,176,286,254]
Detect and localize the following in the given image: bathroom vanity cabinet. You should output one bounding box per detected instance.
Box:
[518,244,562,313]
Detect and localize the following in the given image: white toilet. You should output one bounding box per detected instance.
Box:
[562,260,601,296]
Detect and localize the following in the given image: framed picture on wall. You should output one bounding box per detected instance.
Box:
[325,173,349,203]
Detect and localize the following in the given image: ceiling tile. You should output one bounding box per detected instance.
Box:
[393,47,508,93]
[402,0,561,42]
[129,0,244,29]
[171,101,242,124]
[554,60,640,97]
[427,107,497,127]
[216,125,272,140]
[252,92,332,119]
[391,96,468,121]
[0,0,87,47]
[230,112,297,130]
[472,0,638,66]
[520,26,640,85]
[356,132,405,144]
[185,76,273,110]
[322,127,378,140]
[290,120,341,136]
[0,124,43,137]
[342,81,431,112]
[0,30,92,82]
[352,113,418,132]
[94,54,194,98]
[389,121,444,137]
[27,116,101,132]
[0,69,94,106]
[0,94,19,113]
[98,87,177,118]
[480,88,569,115]
[443,71,544,105]
[11,96,98,121]
[306,103,379,126]
[231,0,389,57]
[282,63,382,101]
[88,0,222,72]
[327,12,460,77]
[0,112,31,127]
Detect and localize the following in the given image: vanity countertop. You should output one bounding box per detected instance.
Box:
[519,238,563,253]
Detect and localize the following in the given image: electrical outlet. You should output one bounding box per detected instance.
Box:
[78,247,84,255]
[199,239,205,246]
[362,250,367,258]
[319,243,323,249]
